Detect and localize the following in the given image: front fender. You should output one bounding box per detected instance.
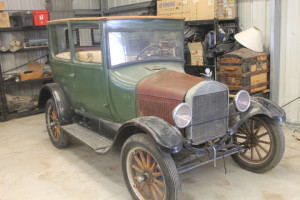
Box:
[38,83,73,124]
[229,97,286,133]
[116,116,183,153]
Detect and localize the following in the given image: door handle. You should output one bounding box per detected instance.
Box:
[69,73,75,77]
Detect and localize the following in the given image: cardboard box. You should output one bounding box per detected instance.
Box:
[188,42,203,65]
[0,12,10,27]
[157,0,237,21]
[0,1,5,10]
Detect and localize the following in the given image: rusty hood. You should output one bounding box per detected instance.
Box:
[136,70,204,124]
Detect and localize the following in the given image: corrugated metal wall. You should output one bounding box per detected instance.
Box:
[239,0,300,124]
[238,0,271,51]
[279,0,300,124]
[108,0,151,9]
[73,0,100,10]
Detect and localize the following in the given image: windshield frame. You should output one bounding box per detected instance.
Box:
[105,28,185,69]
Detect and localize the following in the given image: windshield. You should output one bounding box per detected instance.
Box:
[108,30,183,67]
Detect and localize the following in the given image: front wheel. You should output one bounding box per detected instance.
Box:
[232,115,285,173]
[121,134,181,200]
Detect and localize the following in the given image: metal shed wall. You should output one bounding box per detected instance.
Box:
[73,0,100,10]
[279,0,300,124]
[239,0,300,124]
[108,0,151,9]
[238,0,271,51]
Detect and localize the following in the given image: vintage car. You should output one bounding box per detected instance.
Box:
[39,16,285,200]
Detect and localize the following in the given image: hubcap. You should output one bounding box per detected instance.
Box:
[234,117,273,164]
[127,148,166,200]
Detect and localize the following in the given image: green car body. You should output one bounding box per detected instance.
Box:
[38,16,286,200]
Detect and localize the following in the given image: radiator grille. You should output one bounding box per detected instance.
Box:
[190,90,228,144]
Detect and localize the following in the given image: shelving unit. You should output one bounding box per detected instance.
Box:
[184,18,239,80]
[0,26,52,122]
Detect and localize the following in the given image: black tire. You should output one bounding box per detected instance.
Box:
[232,115,285,173]
[45,98,69,149]
[121,134,181,200]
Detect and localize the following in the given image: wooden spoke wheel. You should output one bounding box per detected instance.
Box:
[45,98,69,149]
[122,134,181,200]
[47,105,61,141]
[234,117,272,164]
[232,115,285,173]
[127,148,166,200]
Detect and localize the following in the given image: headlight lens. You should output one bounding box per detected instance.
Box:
[172,103,192,128]
[234,90,251,112]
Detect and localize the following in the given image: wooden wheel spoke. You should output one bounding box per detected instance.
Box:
[147,185,151,199]
[154,178,165,187]
[132,165,143,174]
[150,185,159,200]
[152,172,163,177]
[152,182,164,197]
[258,140,271,145]
[257,144,269,154]
[52,109,58,119]
[236,135,247,139]
[241,149,248,155]
[245,122,252,134]
[139,151,147,167]
[239,128,248,135]
[257,132,269,138]
[138,181,147,191]
[254,124,263,135]
[251,119,255,132]
[150,161,157,172]
[146,153,151,169]
[134,155,144,169]
[255,146,262,159]
[251,147,254,159]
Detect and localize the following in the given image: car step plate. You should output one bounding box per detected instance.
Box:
[61,124,112,154]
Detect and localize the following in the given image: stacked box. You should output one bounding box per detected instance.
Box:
[0,1,10,27]
[157,0,237,21]
[188,42,203,66]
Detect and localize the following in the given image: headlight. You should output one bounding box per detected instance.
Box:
[234,90,251,112]
[172,103,192,128]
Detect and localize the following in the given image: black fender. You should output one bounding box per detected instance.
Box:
[229,97,286,134]
[38,83,73,124]
[115,116,183,153]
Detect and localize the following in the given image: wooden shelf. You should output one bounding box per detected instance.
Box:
[3,77,52,86]
[0,26,46,32]
[185,19,236,26]
[0,47,48,54]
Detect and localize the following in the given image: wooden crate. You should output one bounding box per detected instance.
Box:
[218,48,269,94]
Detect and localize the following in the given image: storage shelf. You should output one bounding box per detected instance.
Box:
[3,77,52,86]
[5,108,45,121]
[0,47,48,54]
[0,26,46,32]
[185,19,236,26]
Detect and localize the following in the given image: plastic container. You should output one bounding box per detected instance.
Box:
[33,10,49,26]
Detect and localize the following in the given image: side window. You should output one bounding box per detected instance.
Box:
[52,24,70,60]
[71,23,102,64]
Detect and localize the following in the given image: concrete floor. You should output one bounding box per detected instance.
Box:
[0,114,300,200]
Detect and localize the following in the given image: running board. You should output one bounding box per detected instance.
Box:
[61,124,113,154]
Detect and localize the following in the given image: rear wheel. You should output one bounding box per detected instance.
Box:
[45,98,69,149]
[232,115,285,173]
[121,134,181,200]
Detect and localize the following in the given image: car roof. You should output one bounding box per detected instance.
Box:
[47,16,185,24]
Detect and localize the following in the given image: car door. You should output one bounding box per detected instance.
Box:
[48,23,78,107]
[69,22,112,120]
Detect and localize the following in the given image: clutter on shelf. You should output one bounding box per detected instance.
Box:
[157,0,237,21]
